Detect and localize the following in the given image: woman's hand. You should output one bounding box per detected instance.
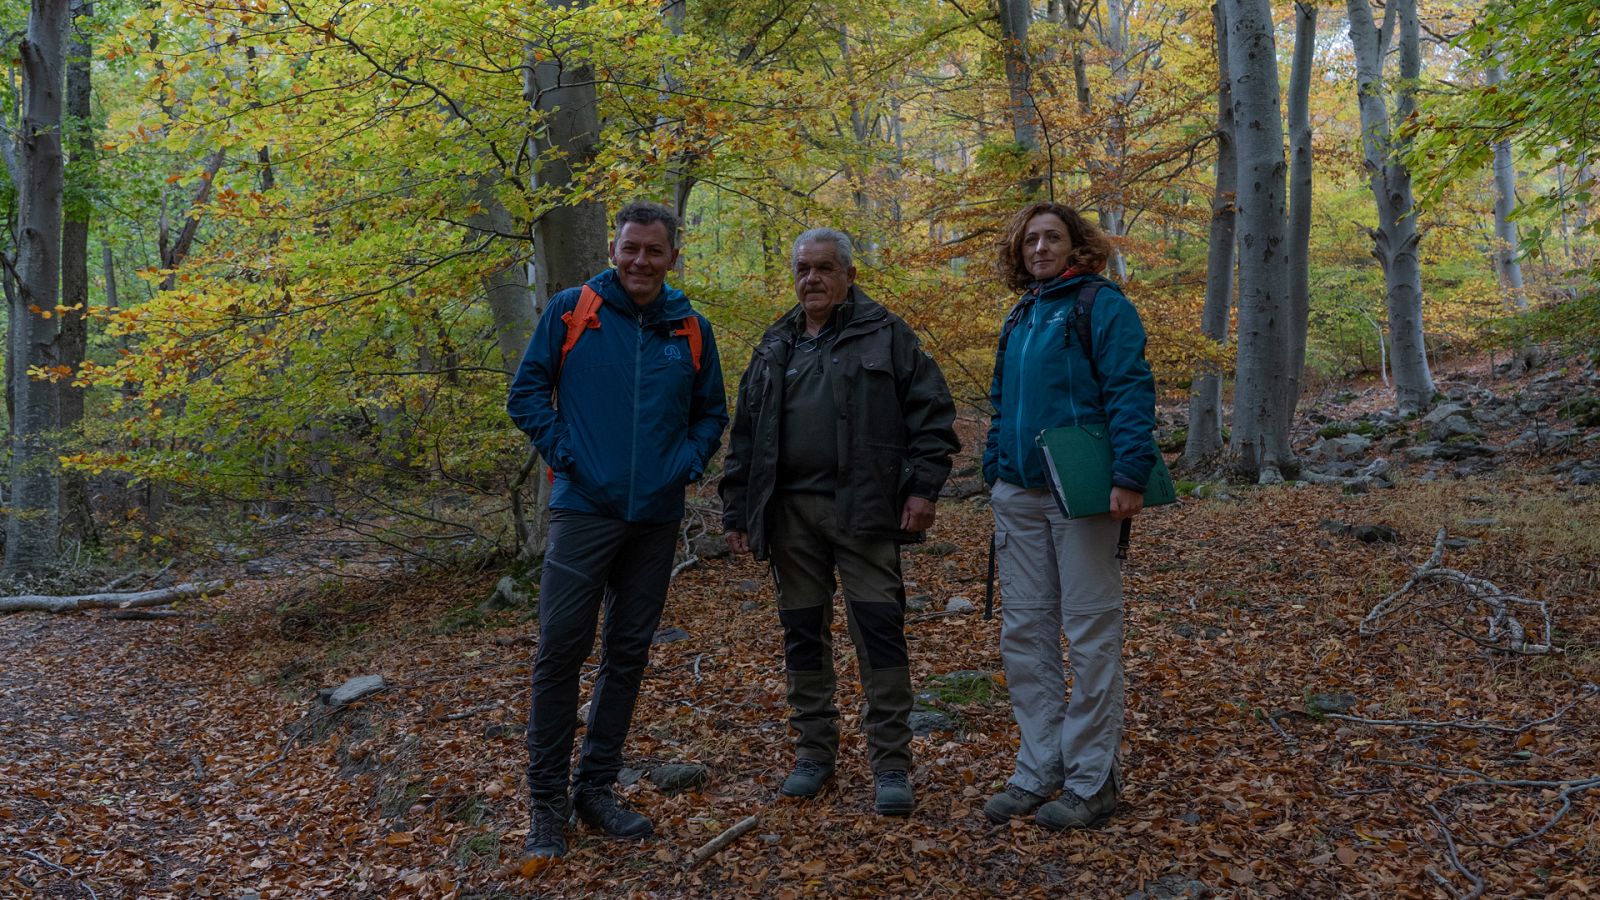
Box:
[1109,486,1144,520]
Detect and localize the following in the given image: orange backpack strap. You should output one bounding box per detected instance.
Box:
[671,316,704,372]
[558,285,605,371]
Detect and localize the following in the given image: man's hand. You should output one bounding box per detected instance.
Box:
[725,530,750,555]
[1109,486,1144,521]
[900,496,937,532]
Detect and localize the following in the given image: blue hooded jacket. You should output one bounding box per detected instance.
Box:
[507,269,729,524]
[983,272,1158,493]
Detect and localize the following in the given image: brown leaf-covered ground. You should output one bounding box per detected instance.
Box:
[3,362,1598,898]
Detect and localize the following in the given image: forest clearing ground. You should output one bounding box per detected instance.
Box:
[3,366,1599,898]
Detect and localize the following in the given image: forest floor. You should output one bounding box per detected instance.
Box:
[3,353,1599,899]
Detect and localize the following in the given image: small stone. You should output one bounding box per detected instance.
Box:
[1463,518,1500,527]
[1306,692,1358,716]
[483,723,518,741]
[759,833,783,845]
[691,534,730,560]
[325,675,386,707]
[944,596,975,614]
[653,626,690,645]
[737,579,760,595]
[1125,875,1211,900]
[908,709,959,736]
[617,766,646,787]
[740,600,759,613]
[1349,524,1400,544]
[906,594,932,612]
[647,763,710,794]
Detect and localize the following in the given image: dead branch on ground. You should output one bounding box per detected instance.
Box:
[0,581,227,614]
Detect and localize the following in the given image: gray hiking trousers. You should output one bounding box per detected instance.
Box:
[990,480,1124,799]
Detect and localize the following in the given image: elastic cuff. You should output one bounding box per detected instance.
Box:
[1111,472,1145,492]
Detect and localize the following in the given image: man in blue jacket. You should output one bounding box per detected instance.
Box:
[507,201,728,860]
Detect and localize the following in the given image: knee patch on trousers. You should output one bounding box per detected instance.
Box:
[779,605,829,671]
[847,600,909,670]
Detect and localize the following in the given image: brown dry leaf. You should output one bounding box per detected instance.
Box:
[1336,846,1357,865]
[382,831,415,847]
[519,855,555,878]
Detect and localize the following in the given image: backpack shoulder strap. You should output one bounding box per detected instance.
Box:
[671,316,704,372]
[996,297,1031,356]
[1074,282,1100,384]
[558,285,605,372]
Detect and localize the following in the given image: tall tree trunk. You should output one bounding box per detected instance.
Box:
[1097,0,1134,279]
[471,191,536,376]
[1484,59,1525,306]
[1183,1,1237,471]
[522,0,608,556]
[1348,0,1434,414]
[5,0,69,575]
[58,0,94,547]
[1224,0,1293,483]
[1285,1,1316,423]
[997,0,1043,196]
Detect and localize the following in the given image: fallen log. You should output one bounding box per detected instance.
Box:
[0,581,227,614]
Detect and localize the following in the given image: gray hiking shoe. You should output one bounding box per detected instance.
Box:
[1034,777,1118,831]
[522,799,569,859]
[780,758,835,798]
[874,770,914,816]
[572,783,653,838]
[983,784,1050,823]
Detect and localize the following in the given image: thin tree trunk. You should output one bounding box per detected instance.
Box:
[5,0,70,575]
[522,0,608,557]
[59,0,94,546]
[1098,0,1134,279]
[1348,0,1434,414]
[1183,1,1237,471]
[1484,59,1525,306]
[1224,0,1293,483]
[997,0,1043,196]
[1285,1,1316,424]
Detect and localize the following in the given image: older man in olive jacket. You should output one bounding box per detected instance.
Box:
[721,227,958,816]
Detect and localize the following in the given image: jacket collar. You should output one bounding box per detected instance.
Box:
[588,268,692,324]
[766,285,887,346]
[1029,270,1112,303]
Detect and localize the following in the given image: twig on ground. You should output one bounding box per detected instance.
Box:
[1367,758,1600,850]
[244,706,343,781]
[20,850,99,900]
[689,814,761,868]
[1257,709,1301,750]
[907,609,967,623]
[1428,804,1486,900]
[1325,684,1597,735]
[437,701,503,722]
[1361,528,1558,654]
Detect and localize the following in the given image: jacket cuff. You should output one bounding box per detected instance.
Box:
[1112,471,1146,492]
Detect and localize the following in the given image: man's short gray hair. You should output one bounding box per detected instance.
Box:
[792,228,854,270]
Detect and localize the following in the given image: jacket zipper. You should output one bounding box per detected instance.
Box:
[629,306,644,519]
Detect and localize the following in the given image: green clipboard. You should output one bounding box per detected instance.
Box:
[1036,425,1178,519]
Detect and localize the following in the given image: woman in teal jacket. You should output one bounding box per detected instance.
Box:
[980,202,1157,831]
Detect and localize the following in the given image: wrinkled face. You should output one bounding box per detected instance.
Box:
[1022,212,1072,281]
[610,221,679,305]
[792,240,855,322]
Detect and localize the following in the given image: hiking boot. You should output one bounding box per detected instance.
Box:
[522,800,568,859]
[780,758,835,798]
[874,770,914,816]
[983,784,1050,824]
[572,783,653,839]
[1034,777,1118,831]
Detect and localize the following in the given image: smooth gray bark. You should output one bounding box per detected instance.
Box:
[1484,60,1525,305]
[468,188,536,375]
[59,0,94,546]
[1348,0,1435,414]
[1182,1,1237,470]
[522,0,607,556]
[1224,0,1293,482]
[1096,0,1135,279]
[997,0,1043,196]
[1285,1,1316,420]
[5,0,70,575]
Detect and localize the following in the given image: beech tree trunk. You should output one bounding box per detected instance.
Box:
[5,0,70,576]
[0,580,225,613]
[59,0,95,546]
[522,0,608,556]
[1224,0,1293,483]
[1484,60,1525,306]
[1348,0,1435,414]
[1182,1,1237,470]
[997,0,1043,196]
[1285,1,1316,421]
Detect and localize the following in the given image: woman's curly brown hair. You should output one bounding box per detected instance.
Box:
[996,202,1112,293]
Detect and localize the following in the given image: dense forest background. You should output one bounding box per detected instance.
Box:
[0,0,1594,576]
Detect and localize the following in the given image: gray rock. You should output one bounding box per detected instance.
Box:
[1173,623,1227,640]
[691,534,730,560]
[740,600,759,613]
[1306,692,1358,716]
[1573,468,1600,486]
[940,478,988,500]
[653,626,690,645]
[906,594,932,612]
[737,579,760,594]
[483,723,518,741]
[1125,875,1210,900]
[617,766,646,787]
[1463,518,1500,527]
[484,576,530,610]
[908,709,959,736]
[325,674,386,707]
[1349,524,1400,544]
[647,763,709,794]
[1422,402,1473,426]
[1429,414,1482,442]
[1310,434,1373,460]
[944,596,975,614]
